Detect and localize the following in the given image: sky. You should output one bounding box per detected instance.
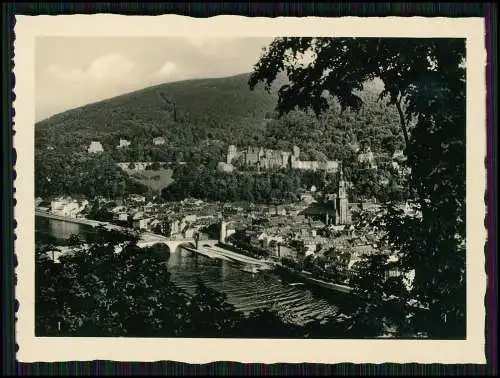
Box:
[35,37,274,121]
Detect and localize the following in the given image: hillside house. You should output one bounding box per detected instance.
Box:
[392,149,406,161]
[153,137,166,145]
[117,139,131,149]
[357,145,377,169]
[349,141,361,153]
[273,205,288,216]
[88,141,104,154]
[391,151,411,176]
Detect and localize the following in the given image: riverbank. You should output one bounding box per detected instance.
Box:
[274,263,429,313]
[35,210,124,230]
[274,263,355,296]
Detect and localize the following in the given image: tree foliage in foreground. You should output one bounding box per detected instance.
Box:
[249,37,466,338]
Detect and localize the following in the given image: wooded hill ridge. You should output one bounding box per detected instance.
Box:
[35,73,407,200]
[35,72,404,162]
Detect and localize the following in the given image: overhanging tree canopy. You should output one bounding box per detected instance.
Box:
[249,37,466,338]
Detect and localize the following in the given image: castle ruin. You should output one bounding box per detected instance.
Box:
[226,145,339,173]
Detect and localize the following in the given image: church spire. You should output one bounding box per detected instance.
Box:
[338,162,347,199]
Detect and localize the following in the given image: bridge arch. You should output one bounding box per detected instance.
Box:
[137,237,220,260]
[138,242,172,259]
[136,239,197,252]
[175,241,196,252]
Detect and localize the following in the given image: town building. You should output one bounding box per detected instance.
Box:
[183,227,197,239]
[391,149,411,176]
[170,219,181,235]
[183,214,198,223]
[357,144,377,169]
[88,141,104,154]
[276,244,299,260]
[50,198,87,218]
[258,232,285,255]
[133,217,151,230]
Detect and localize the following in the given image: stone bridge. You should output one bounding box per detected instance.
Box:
[136,234,219,254]
[136,233,270,267]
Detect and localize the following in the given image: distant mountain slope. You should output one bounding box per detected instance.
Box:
[35,73,284,152]
[35,72,405,199]
[36,72,402,160]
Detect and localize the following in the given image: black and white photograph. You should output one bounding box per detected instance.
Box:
[14,15,486,364]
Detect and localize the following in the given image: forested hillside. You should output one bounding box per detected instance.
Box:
[35,73,282,156]
[35,73,405,200]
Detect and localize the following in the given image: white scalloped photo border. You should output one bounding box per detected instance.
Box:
[13,15,488,364]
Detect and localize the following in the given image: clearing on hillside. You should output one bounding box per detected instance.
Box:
[121,168,174,192]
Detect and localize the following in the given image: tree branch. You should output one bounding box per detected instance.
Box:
[395,93,410,151]
[394,91,416,198]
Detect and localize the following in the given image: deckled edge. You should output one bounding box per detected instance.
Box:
[11,14,491,367]
[11,13,19,363]
[484,7,495,372]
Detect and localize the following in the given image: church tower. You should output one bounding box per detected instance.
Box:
[336,164,350,224]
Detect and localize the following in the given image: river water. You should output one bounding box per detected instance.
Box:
[36,216,346,327]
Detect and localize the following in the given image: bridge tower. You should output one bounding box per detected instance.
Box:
[219,220,228,244]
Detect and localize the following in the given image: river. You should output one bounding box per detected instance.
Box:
[36,216,350,327]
